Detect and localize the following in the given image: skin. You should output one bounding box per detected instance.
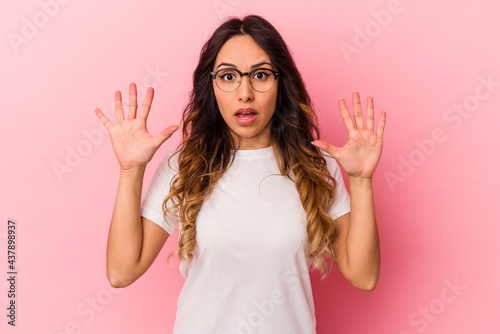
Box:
[95,35,386,291]
[212,34,279,150]
[95,85,178,288]
[312,94,386,291]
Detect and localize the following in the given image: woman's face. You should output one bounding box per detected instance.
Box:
[212,34,278,150]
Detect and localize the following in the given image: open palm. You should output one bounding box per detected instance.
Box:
[94,83,179,171]
[312,92,386,180]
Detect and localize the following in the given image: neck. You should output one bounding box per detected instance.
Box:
[233,133,271,150]
[231,123,272,150]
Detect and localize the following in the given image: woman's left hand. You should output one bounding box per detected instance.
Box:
[312,92,386,180]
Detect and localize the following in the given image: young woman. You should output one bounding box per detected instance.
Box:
[95,14,386,334]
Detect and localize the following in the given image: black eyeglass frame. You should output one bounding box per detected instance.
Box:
[210,67,280,92]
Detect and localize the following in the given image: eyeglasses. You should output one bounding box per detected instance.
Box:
[210,68,280,92]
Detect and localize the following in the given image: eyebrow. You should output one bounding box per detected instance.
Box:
[216,61,273,70]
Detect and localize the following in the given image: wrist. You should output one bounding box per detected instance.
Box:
[120,165,146,177]
[348,175,373,187]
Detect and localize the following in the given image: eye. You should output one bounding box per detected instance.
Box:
[252,70,271,80]
[220,73,235,81]
[218,69,238,82]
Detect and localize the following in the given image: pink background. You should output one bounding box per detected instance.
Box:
[2,0,499,333]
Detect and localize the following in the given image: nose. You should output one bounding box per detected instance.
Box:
[237,74,254,102]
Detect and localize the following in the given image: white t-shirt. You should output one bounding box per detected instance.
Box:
[141,146,351,334]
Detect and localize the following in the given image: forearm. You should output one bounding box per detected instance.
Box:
[106,167,146,287]
[345,176,380,290]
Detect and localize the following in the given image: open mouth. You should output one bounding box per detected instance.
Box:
[235,111,257,125]
[236,112,257,119]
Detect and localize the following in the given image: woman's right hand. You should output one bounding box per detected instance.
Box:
[94,83,179,171]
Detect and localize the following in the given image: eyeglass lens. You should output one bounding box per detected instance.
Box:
[215,69,276,92]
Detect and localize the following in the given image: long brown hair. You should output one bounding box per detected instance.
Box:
[163,15,340,279]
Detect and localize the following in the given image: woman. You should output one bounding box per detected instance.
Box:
[95,14,386,334]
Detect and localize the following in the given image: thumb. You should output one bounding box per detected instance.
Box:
[311,140,341,161]
[154,125,179,148]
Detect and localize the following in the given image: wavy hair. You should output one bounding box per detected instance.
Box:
[163,15,340,279]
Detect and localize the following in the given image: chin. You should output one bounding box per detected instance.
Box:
[228,127,262,141]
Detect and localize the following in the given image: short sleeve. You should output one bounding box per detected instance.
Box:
[141,148,180,235]
[324,153,351,220]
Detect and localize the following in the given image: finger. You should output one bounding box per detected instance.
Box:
[128,83,138,119]
[311,140,341,161]
[154,125,179,148]
[366,96,374,132]
[376,111,387,138]
[352,91,364,129]
[95,108,114,132]
[138,87,154,120]
[114,91,124,122]
[338,97,355,132]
